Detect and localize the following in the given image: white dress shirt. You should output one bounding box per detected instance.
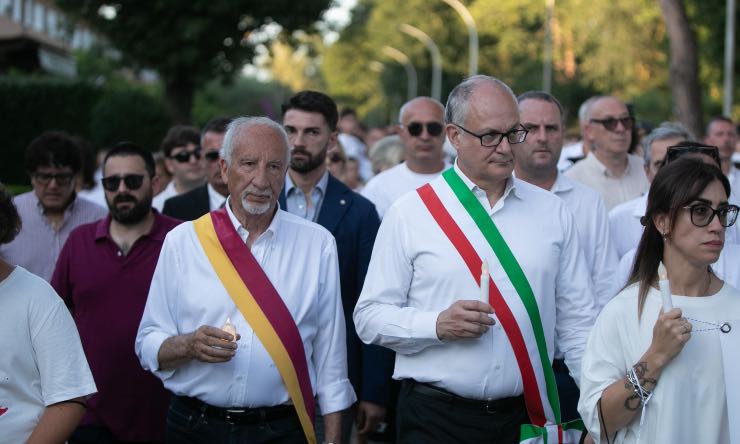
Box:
[608,193,647,260]
[152,181,179,211]
[361,161,450,219]
[354,164,596,401]
[551,173,618,312]
[207,183,227,210]
[565,153,649,211]
[136,201,356,413]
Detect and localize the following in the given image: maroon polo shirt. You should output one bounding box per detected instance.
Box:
[51,211,181,442]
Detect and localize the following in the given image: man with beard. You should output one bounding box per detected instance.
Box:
[52,142,181,444]
[0,132,107,281]
[279,91,393,443]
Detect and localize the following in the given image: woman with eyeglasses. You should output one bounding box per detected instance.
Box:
[578,158,740,444]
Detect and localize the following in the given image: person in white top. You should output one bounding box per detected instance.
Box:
[361,97,449,219]
[514,91,618,423]
[0,185,96,444]
[354,76,596,444]
[578,158,740,444]
[557,97,599,172]
[565,96,649,210]
[705,116,740,242]
[152,125,206,210]
[136,117,355,444]
[609,122,694,260]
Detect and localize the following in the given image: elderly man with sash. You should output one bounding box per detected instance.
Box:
[136,117,355,444]
[354,75,596,444]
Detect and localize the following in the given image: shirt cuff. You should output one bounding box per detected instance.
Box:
[317,378,357,414]
[411,310,444,342]
[138,329,177,381]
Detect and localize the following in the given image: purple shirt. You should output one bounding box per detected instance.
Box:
[51,212,181,442]
[0,191,107,282]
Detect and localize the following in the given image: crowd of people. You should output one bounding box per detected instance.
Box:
[1,75,740,444]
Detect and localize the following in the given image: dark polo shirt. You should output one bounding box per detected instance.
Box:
[51,211,181,442]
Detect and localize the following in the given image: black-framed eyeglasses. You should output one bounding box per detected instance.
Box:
[101,174,145,192]
[169,147,202,163]
[589,116,634,131]
[33,172,74,186]
[406,121,444,137]
[665,143,721,168]
[204,150,220,162]
[453,123,528,147]
[682,203,739,228]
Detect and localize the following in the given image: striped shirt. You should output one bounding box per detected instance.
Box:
[0,191,107,282]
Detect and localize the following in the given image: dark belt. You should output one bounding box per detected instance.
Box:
[175,395,297,425]
[405,380,524,414]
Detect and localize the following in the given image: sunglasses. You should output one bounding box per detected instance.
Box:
[664,143,721,168]
[682,203,739,228]
[101,174,145,192]
[33,172,74,186]
[406,121,444,137]
[169,147,202,163]
[590,116,634,131]
[204,150,220,162]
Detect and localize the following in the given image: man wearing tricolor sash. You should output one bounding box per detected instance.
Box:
[136,117,356,444]
[354,76,597,444]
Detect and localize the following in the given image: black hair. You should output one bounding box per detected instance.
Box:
[24,131,82,174]
[0,184,21,245]
[201,117,231,137]
[160,125,200,157]
[281,91,338,131]
[103,142,156,178]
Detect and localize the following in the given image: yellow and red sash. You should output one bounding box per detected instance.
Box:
[193,208,316,444]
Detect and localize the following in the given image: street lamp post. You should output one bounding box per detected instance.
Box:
[722,0,735,116]
[441,0,478,76]
[400,23,443,101]
[382,46,418,100]
[542,0,555,93]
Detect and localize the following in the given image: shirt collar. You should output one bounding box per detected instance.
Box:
[207,183,227,203]
[93,210,168,242]
[587,152,634,177]
[284,169,329,196]
[453,160,520,200]
[550,172,573,194]
[224,196,280,242]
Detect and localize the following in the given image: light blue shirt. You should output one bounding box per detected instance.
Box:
[284,170,329,222]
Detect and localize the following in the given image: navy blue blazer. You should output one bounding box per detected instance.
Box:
[161,184,210,221]
[280,174,393,406]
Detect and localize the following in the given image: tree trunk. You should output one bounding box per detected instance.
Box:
[164,76,195,124]
[659,0,704,138]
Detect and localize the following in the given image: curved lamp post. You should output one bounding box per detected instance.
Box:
[382,46,418,100]
[441,0,478,76]
[400,23,442,101]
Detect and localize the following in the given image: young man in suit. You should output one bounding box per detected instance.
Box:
[279,91,394,443]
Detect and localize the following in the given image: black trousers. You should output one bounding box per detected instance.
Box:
[553,359,581,423]
[396,381,528,444]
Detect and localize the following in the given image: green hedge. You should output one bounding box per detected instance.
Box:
[0,77,170,185]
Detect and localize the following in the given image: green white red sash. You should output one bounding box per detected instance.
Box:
[417,168,584,444]
[193,208,316,444]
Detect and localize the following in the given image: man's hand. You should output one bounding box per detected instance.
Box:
[158,325,239,370]
[356,401,386,436]
[436,300,495,341]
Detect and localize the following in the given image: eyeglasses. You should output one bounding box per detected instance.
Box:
[589,116,634,131]
[453,123,528,147]
[665,143,721,168]
[101,174,145,192]
[682,203,739,228]
[406,122,444,137]
[33,172,74,186]
[169,147,202,163]
[204,150,220,162]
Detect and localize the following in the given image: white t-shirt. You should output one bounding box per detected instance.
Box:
[361,161,450,219]
[0,267,96,443]
[579,283,740,443]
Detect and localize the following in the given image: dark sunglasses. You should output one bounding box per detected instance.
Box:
[169,147,202,163]
[406,121,444,137]
[101,174,145,192]
[33,172,74,186]
[590,116,634,131]
[683,203,739,228]
[664,143,721,168]
[204,150,220,162]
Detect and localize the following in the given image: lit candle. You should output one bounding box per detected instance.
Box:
[221,317,237,341]
[658,262,673,311]
[480,260,489,303]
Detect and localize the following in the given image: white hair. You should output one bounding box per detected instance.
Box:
[220,116,289,166]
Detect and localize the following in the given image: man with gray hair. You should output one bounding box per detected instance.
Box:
[136,117,355,444]
[608,121,693,259]
[355,76,595,443]
[361,96,449,218]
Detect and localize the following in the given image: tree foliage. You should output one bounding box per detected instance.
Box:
[54,0,332,123]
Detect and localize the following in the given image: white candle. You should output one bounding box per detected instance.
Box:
[658,262,673,311]
[480,260,489,303]
[221,317,237,341]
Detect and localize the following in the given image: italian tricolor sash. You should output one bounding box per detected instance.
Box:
[193,208,316,444]
[417,169,584,444]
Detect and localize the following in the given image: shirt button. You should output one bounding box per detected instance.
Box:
[495,364,501,370]
[117,251,122,256]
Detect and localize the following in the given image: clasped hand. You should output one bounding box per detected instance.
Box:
[436,300,496,341]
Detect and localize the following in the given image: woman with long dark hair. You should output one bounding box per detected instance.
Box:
[578,158,740,443]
